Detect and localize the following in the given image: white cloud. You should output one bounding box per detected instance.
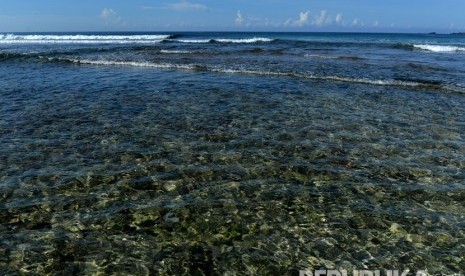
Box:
[100,8,116,19]
[235,10,243,26]
[294,11,310,27]
[373,20,379,27]
[143,1,208,12]
[352,18,363,26]
[283,11,310,27]
[314,10,330,27]
[234,9,349,29]
[142,6,158,10]
[283,18,292,26]
[167,1,208,11]
[283,10,347,28]
[234,11,279,28]
[100,8,126,27]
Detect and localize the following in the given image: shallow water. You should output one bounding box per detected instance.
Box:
[1,32,465,274]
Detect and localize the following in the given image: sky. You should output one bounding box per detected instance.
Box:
[1,0,465,33]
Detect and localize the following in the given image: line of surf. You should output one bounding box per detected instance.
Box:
[413,44,465,53]
[0,34,172,44]
[62,58,199,70]
[175,37,274,44]
[56,57,464,93]
[213,68,424,87]
[0,34,274,45]
[159,50,193,54]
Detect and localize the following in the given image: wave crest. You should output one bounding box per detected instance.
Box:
[63,59,198,70]
[214,37,274,43]
[176,39,213,44]
[413,44,465,53]
[0,34,172,44]
[176,37,274,44]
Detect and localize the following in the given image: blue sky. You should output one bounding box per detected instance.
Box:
[1,0,464,33]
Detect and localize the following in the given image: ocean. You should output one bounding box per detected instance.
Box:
[1,32,464,274]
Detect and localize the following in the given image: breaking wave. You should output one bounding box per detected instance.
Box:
[214,38,274,43]
[177,39,213,44]
[0,34,172,44]
[176,37,274,44]
[0,34,275,45]
[413,44,465,53]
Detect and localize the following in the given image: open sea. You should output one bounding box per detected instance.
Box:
[1,32,465,274]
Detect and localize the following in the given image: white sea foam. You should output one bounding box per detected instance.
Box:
[304,54,338,59]
[0,34,171,44]
[71,59,415,87]
[413,44,465,53]
[316,76,420,87]
[160,50,193,54]
[64,58,196,70]
[176,37,273,44]
[211,68,294,77]
[59,57,464,92]
[212,67,445,90]
[214,68,421,87]
[0,34,274,44]
[177,39,212,43]
[214,37,274,43]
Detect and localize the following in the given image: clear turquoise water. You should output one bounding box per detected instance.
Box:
[1,32,465,274]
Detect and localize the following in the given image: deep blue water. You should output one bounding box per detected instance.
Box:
[1,32,465,274]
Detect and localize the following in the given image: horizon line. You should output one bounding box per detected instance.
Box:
[1,30,463,35]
